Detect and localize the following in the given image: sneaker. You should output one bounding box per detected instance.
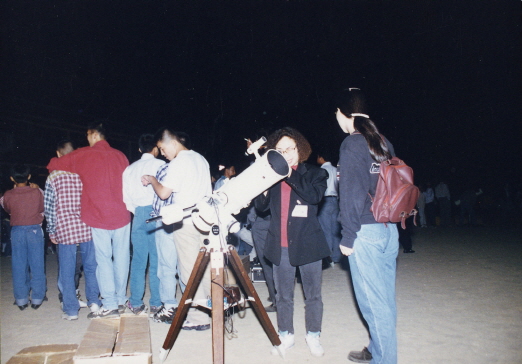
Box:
[14,302,29,311]
[348,347,372,363]
[264,304,277,312]
[305,333,325,357]
[182,320,210,331]
[62,312,79,321]
[153,306,177,324]
[118,303,127,314]
[127,301,147,315]
[87,307,120,319]
[31,296,48,310]
[61,299,87,309]
[149,305,161,317]
[271,332,295,356]
[89,303,100,313]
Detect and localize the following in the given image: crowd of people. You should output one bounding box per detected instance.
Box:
[0,88,449,364]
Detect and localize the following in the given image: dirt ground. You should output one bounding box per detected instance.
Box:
[1,226,521,364]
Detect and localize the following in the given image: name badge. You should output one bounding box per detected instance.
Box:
[291,205,308,218]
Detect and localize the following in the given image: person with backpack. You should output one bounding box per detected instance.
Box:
[336,88,399,364]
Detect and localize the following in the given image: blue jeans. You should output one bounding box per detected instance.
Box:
[58,241,101,315]
[92,224,130,310]
[11,225,46,306]
[155,220,184,308]
[318,196,342,263]
[57,244,82,302]
[129,206,161,307]
[348,223,398,364]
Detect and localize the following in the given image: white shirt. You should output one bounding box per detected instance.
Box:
[162,150,212,209]
[321,161,338,197]
[122,153,165,213]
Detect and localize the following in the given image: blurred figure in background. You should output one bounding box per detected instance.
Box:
[316,148,342,265]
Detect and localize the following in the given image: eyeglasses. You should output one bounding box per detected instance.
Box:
[276,146,297,155]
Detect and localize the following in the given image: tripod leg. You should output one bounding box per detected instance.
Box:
[226,247,281,347]
[210,251,225,364]
[161,247,210,358]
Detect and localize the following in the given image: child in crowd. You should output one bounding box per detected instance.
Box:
[0,165,47,310]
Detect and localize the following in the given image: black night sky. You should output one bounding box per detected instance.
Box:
[1,1,521,198]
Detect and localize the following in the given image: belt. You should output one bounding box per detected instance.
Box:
[325,195,337,198]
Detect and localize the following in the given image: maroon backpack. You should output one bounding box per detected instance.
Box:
[370,156,420,229]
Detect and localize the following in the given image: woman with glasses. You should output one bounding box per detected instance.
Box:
[255,127,331,357]
[336,88,398,364]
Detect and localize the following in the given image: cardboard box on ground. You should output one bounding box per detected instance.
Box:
[73,315,151,364]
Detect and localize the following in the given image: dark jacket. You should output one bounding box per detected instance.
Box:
[338,133,395,249]
[255,163,331,266]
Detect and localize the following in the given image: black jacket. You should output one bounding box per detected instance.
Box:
[255,163,331,266]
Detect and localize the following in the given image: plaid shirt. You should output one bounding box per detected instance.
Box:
[151,163,174,217]
[44,170,92,244]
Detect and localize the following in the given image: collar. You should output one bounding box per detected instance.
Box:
[177,149,191,157]
[140,153,156,160]
[295,163,308,174]
[91,140,110,149]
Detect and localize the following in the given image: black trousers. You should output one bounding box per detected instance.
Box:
[252,216,277,305]
[398,220,413,251]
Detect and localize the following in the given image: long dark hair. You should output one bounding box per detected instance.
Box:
[337,88,391,162]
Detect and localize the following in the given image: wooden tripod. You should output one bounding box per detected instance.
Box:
[159,240,281,363]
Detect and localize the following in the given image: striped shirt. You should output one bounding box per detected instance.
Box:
[150,163,174,217]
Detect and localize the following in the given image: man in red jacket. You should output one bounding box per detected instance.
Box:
[47,121,130,319]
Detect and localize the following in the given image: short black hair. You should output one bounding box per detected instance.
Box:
[154,127,191,150]
[138,134,156,153]
[87,120,109,139]
[56,139,74,153]
[316,148,333,163]
[10,164,31,183]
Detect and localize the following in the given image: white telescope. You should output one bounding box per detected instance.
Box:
[159,138,290,239]
[192,148,290,234]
